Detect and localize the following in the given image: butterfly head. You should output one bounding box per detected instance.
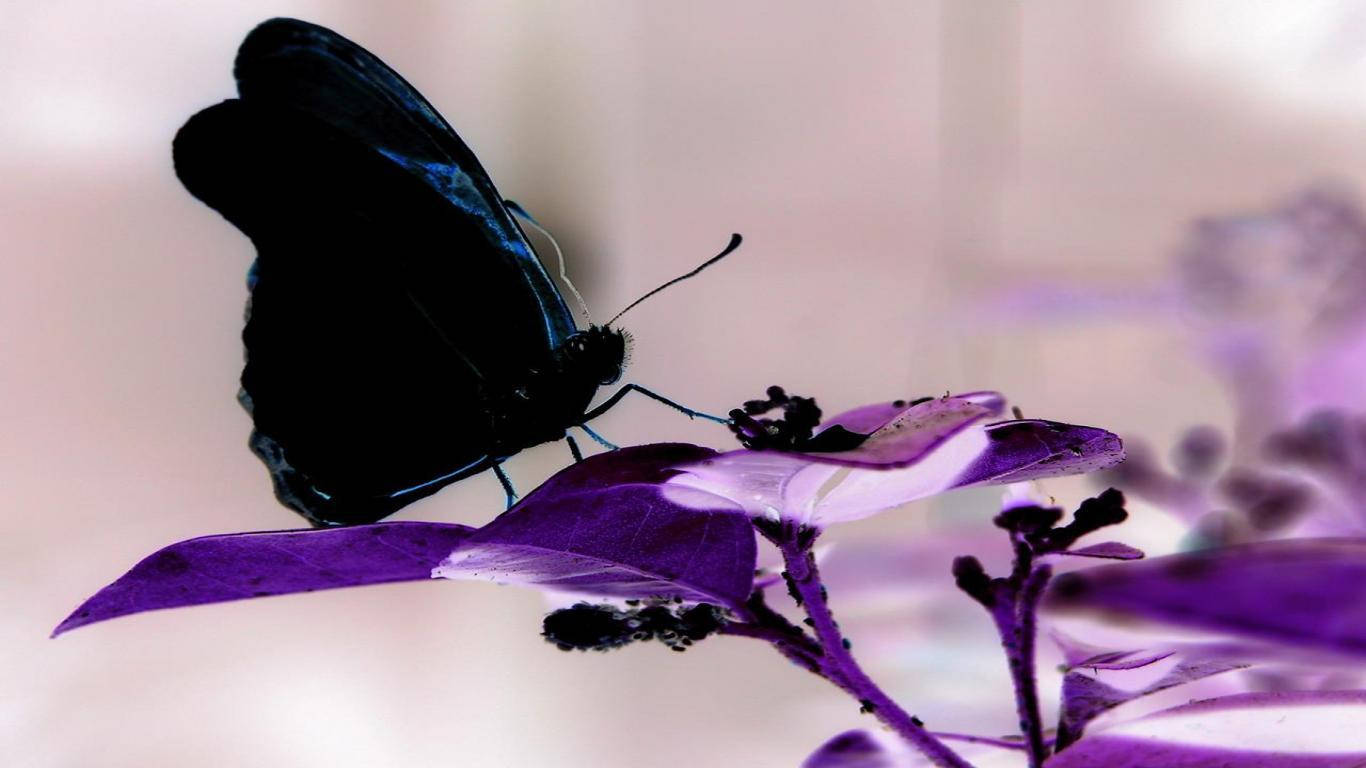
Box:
[563,325,628,386]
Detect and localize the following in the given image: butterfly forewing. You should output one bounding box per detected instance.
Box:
[234,18,576,349]
[174,19,583,525]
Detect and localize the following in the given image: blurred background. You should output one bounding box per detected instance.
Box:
[7,1,1366,766]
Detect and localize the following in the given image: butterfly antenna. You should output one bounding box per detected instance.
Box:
[607,233,743,327]
[507,201,593,323]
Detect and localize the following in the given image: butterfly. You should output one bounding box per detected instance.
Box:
[173,18,739,527]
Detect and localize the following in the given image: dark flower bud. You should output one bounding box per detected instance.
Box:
[727,410,769,446]
[952,555,995,607]
[1264,409,1352,470]
[542,601,727,653]
[727,385,886,453]
[635,605,675,630]
[742,399,772,415]
[542,603,634,651]
[727,385,833,451]
[1219,469,1314,532]
[1172,425,1225,479]
[1073,488,1127,529]
[1034,488,1129,553]
[676,604,725,641]
[994,505,1063,534]
[1243,481,1312,532]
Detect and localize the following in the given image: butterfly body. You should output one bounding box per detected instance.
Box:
[174,18,635,526]
[482,325,628,454]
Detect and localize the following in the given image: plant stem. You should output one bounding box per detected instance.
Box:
[762,522,975,768]
[721,592,825,673]
[957,491,1131,765]
[989,559,1052,768]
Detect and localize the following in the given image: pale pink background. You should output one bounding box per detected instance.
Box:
[7,2,1366,766]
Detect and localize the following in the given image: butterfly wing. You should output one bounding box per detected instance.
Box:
[175,19,577,526]
[233,17,576,350]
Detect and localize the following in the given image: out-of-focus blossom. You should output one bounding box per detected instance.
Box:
[1174,187,1366,443]
[969,196,1366,732]
[1004,188,1366,541]
[1075,229,1366,691]
[1000,186,1366,450]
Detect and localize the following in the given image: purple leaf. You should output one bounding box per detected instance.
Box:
[53,522,474,636]
[1047,690,1366,767]
[802,730,898,768]
[953,419,1126,485]
[670,411,1123,526]
[1047,538,1366,657]
[1069,650,1176,671]
[1057,657,1247,748]
[1051,631,1176,671]
[434,444,757,611]
[807,392,1007,467]
[817,401,925,435]
[1057,541,1145,560]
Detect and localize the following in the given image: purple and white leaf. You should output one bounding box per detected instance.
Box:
[1047,690,1366,767]
[1068,649,1176,672]
[434,444,757,611]
[1050,631,1177,671]
[807,391,1007,467]
[1047,538,1366,658]
[1058,657,1248,747]
[663,393,1007,524]
[669,395,1123,526]
[952,419,1126,486]
[53,522,474,636]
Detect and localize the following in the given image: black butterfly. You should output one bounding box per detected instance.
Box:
[173,18,738,527]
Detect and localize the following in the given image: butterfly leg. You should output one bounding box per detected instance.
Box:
[581,384,729,424]
[565,434,584,463]
[493,463,518,508]
[579,425,619,450]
